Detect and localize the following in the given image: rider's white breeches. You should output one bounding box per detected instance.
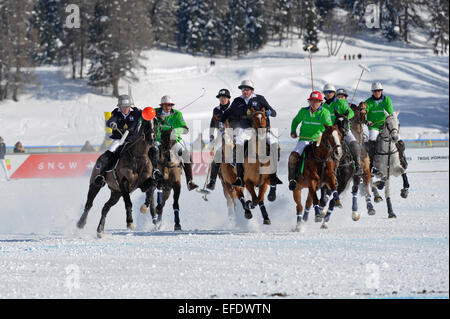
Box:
[344,130,357,144]
[293,140,311,155]
[107,139,121,153]
[234,128,254,146]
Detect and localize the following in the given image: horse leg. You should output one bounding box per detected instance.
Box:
[257,183,270,225]
[173,182,182,231]
[96,190,122,237]
[224,186,236,224]
[244,180,258,210]
[77,182,102,229]
[293,189,303,231]
[319,186,331,216]
[385,177,396,218]
[362,170,376,215]
[119,178,134,230]
[155,188,171,230]
[400,173,409,199]
[303,192,313,222]
[236,187,252,220]
[351,175,361,221]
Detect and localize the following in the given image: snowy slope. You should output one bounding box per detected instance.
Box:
[0,35,448,147]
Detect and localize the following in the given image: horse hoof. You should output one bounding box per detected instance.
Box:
[375,181,385,190]
[388,213,397,219]
[320,209,327,218]
[268,193,276,202]
[400,188,409,199]
[140,204,149,214]
[352,212,360,221]
[127,223,135,230]
[314,216,322,223]
[321,222,328,229]
[76,219,86,229]
[374,196,383,203]
[335,200,343,209]
[97,231,104,238]
[244,211,253,219]
[368,208,376,216]
[263,219,271,225]
[174,224,182,231]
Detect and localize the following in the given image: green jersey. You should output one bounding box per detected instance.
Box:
[155,108,188,142]
[291,106,333,142]
[365,95,394,131]
[323,98,354,127]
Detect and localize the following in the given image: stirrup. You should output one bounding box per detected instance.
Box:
[288,179,297,191]
[206,180,216,191]
[232,177,244,187]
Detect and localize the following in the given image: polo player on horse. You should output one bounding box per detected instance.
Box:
[94,94,152,187]
[322,84,363,176]
[219,80,282,201]
[154,95,198,191]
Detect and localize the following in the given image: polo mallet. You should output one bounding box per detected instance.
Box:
[128,84,135,106]
[306,45,314,91]
[350,64,371,106]
[179,88,206,111]
[196,143,214,201]
[350,64,370,149]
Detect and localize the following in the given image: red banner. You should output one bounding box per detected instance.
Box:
[11,153,100,179]
[10,152,213,179]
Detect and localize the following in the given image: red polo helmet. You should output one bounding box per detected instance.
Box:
[142,107,156,121]
[307,91,323,101]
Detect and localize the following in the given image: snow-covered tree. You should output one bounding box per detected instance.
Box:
[303,0,319,52]
[427,0,449,54]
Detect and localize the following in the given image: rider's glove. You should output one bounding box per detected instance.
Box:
[110,122,118,130]
[366,121,374,127]
[265,109,272,117]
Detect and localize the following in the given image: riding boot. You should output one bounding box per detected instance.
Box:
[206,161,220,190]
[232,163,244,187]
[396,140,408,170]
[366,140,378,174]
[349,141,363,176]
[148,145,162,180]
[182,155,198,191]
[94,150,115,187]
[288,152,301,191]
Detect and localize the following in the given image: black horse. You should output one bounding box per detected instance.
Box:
[141,128,183,231]
[77,116,158,237]
[319,108,376,221]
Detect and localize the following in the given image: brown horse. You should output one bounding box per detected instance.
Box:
[217,119,253,222]
[241,107,272,225]
[141,127,183,231]
[351,101,383,204]
[290,124,343,230]
[77,117,158,237]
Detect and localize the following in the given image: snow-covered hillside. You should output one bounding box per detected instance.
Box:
[0,35,448,147]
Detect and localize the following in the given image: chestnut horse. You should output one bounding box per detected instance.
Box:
[291,124,343,230]
[241,107,273,225]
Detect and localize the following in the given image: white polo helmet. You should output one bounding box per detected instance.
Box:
[323,83,336,92]
[371,82,383,91]
[160,95,174,105]
[238,80,255,90]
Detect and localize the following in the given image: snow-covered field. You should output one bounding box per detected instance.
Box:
[0,167,448,298]
[0,34,448,299]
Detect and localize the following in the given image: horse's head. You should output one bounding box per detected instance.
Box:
[322,124,343,161]
[353,101,367,123]
[381,111,400,142]
[159,126,176,151]
[140,117,157,146]
[334,110,349,137]
[251,107,267,129]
